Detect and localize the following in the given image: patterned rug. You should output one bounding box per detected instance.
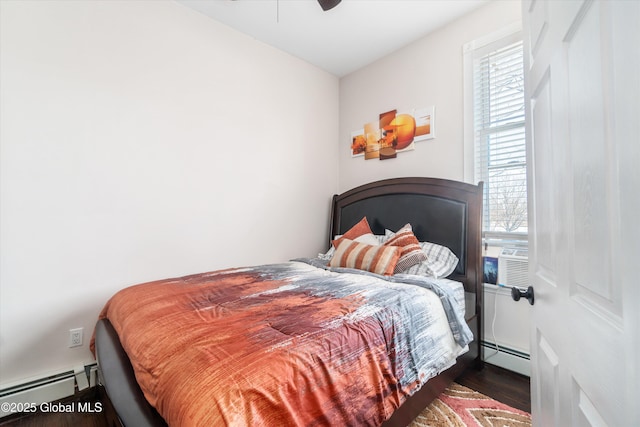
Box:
[409,383,532,427]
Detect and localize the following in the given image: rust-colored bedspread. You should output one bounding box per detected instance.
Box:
[96,261,469,426]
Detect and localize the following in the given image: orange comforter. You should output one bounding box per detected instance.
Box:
[95,261,469,426]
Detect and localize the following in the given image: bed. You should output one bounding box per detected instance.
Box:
[92,177,484,427]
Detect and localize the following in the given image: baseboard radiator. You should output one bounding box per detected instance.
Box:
[0,363,98,418]
[481,340,531,377]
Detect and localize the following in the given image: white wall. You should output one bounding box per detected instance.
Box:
[338,0,521,192]
[0,0,339,386]
[483,284,532,375]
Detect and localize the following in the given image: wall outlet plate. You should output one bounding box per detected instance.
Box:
[69,328,83,348]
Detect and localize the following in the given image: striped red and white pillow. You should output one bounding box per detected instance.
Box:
[384,224,428,273]
[329,238,401,276]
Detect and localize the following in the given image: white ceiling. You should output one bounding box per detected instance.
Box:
[177,0,489,77]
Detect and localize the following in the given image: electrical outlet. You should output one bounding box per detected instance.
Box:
[69,328,83,348]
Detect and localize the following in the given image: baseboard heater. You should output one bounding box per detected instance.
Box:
[481,340,531,377]
[0,363,98,418]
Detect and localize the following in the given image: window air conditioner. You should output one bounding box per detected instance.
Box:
[498,248,529,287]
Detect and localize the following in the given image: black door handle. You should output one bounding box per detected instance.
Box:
[511,286,535,305]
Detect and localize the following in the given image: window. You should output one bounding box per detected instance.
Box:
[464,27,527,242]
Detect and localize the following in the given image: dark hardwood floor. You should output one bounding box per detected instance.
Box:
[0,363,530,426]
[457,362,531,413]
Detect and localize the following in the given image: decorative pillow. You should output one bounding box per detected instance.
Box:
[332,217,373,248]
[351,233,381,246]
[329,238,401,276]
[383,224,428,273]
[402,241,460,278]
[319,233,385,261]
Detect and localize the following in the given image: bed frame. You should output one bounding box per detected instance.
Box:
[331,177,484,426]
[95,177,484,427]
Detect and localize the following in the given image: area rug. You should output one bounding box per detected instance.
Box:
[409,383,532,427]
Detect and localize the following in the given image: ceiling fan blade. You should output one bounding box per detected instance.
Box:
[318,0,341,11]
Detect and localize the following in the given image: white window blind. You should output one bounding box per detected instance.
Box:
[472,39,527,238]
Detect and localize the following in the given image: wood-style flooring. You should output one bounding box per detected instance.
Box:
[0,363,530,426]
[457,362,531,413]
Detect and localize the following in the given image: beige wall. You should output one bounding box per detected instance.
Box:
[0,0,338,386]
[338,0,521,193]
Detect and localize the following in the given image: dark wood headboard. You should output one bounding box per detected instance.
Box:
[329,177,483,294]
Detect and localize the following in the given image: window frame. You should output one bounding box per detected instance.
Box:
[463,23,528,245]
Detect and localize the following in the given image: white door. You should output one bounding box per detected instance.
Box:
[522,0,639,426]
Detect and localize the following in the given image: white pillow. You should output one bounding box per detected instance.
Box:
[395,239,459,279]
[352,233,381,246]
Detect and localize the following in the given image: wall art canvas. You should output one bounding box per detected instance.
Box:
[350,105,435,161]
[413,106,435,141]
[351,129,365,157]
[363,121,381,160]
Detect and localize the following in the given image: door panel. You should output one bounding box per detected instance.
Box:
[527,0,547,58]
[523,0,639,425]
[572,380,608,427]
[534,331,560,427]
[566,1,621,320]
[530,71,556,284]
